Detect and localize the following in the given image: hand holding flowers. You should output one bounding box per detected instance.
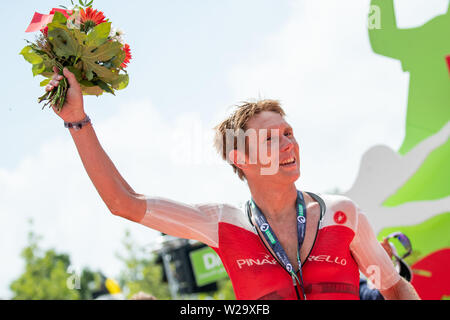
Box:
[20,0,132,113]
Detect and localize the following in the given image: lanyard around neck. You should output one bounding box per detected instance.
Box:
[248,190,307,300]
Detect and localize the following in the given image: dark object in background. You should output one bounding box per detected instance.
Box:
[155,236,218,295]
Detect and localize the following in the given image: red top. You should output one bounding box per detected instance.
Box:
[141,192,401,299]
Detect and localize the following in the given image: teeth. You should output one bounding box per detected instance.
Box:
[280,157,295,165]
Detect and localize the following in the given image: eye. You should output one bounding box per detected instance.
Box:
[285,131,292,137]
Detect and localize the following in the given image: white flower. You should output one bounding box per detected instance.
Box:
[114,28,125,37]
[109,26,126,44]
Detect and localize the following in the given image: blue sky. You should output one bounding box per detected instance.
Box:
[1,0,448,299]
[1,0,292,170]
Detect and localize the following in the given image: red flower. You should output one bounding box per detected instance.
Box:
[80,7,107,26]
[121,44,132,68]
[35,8,73,37]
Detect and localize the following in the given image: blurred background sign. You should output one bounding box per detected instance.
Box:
[155,234,226,298]
[189,246,228,287]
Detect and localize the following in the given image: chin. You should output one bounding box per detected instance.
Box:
[274,167,300,184]
[286,171,300,183]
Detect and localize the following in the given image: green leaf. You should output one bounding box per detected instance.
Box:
[73,28,87,44]
[66,66,83,82]
[110,74,129,90]
[83,41,122,62]
[84,60,118,82]
[81,84,103,96]
[32,63,45,76]
[47,24,79,58]
[80,42,122,82]
[52,11,67,25]
[111,50,126,68]
[86,22,111,47]
[40,79,51,87]
[95,80,115,95]
[80,80,96,87]
[19,46,43,65]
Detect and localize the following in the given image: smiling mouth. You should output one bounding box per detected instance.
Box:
[279,156,296,167]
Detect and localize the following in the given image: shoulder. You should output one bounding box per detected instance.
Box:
[316,193,360,231]
[217,201,257,234]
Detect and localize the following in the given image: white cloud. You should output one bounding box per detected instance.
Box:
[0,100,249,299]
[227,0,412,193]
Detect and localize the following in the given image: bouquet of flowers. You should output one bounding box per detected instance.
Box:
[20,0,132,112]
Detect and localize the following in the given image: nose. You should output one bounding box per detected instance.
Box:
[280,135,294,153]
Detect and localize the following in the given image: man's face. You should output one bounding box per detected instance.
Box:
[234,111,300,184]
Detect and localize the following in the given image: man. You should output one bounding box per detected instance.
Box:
[46,67,420,300]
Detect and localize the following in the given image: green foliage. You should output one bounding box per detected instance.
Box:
[116,230,172,300]
[111,74,129,90]
[78,0,94,8]
[81,41,122,82]
[9,223,105,300]
[47,23,80,59]
[116,230,236,300]
[86,22,111,47]
[20,2,129,112]
[10,223,234,300]
[78,268,104,300]
[52,11,68,25]
[40,79,51,87]
[198,278,236,300]
[20,46,43,65]
[9,229,79,300]
[61,0,94,10]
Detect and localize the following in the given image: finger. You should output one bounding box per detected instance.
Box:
[50,79,60,87]
[45,84,54,92]
[63,67,80,88]
[52,74,63,81]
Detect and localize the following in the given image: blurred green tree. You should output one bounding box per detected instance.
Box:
[10,222,104,300]
[116,230,236,300]
[116,230,171,299]
[201,278,236,300]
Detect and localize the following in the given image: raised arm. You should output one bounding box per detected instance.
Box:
[369,0,416,61]
[47,67,147,222]
[47,68,222,248]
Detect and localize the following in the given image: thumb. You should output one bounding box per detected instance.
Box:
[63,67,80,88]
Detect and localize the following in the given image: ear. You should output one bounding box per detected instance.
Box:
[228,149,248,169]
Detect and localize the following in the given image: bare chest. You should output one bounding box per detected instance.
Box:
[267,204,321,271]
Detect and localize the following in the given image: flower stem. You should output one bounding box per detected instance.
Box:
[38,77,68,112]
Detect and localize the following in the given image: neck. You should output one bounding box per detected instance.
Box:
[248,180,298,223]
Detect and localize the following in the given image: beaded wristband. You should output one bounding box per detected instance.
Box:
[64,115,91,131]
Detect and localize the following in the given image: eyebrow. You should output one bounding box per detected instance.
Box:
[264,124,293,132]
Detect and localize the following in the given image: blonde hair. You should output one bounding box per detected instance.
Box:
[213,99,286,181]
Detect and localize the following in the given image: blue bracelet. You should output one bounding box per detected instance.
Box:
[64,115,91,131]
